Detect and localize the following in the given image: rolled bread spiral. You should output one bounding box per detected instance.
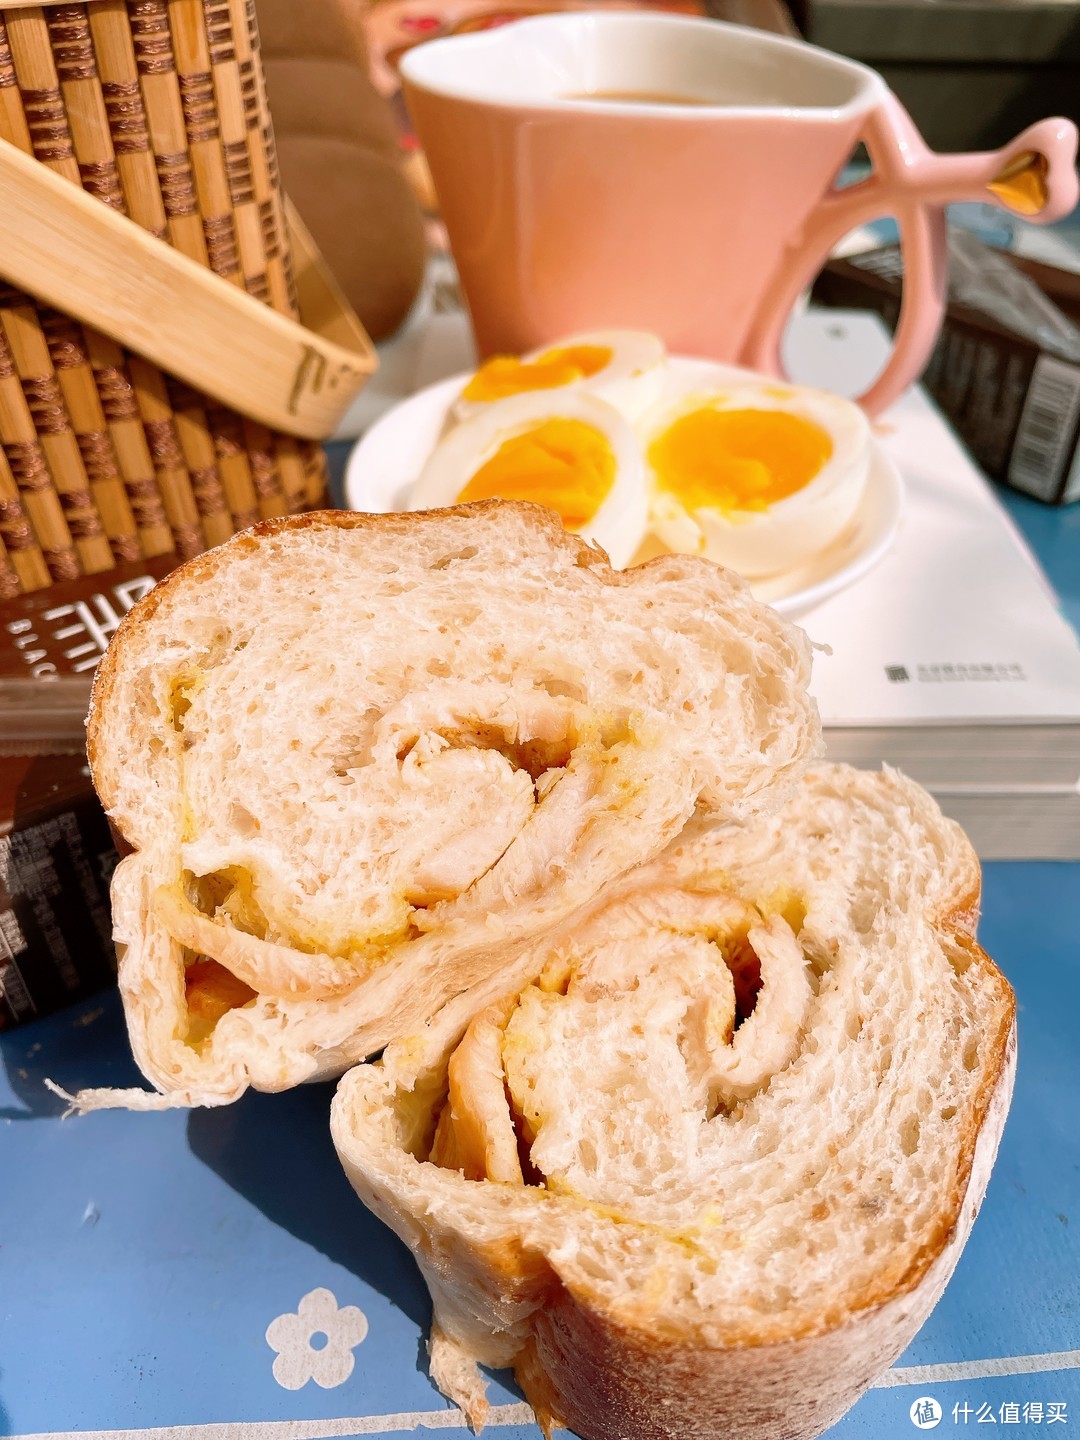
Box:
[80,502,818,1108]
[331,764,1016,1440]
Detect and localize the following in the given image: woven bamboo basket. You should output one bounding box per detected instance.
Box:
[0,0,375,596]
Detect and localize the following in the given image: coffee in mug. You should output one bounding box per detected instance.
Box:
[402,14,1078,413]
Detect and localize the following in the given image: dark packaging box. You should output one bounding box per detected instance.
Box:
[812,244,1080,506]
[0,556,173,1028]
[0,754,118,1029]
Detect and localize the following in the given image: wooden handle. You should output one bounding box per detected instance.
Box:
[0,136,376,439]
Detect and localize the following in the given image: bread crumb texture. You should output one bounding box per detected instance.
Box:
[331,764,1015,1440]
[85,504,819,1103]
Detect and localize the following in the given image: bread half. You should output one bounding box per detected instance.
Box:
[331,764,1015,1440]
[80,502,818,1107]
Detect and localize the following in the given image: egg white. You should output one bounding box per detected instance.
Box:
[450,330,668,427]
[640,374,872,579]
[407,390,649,569]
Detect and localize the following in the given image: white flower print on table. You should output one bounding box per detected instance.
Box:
[265,1287,369,1390]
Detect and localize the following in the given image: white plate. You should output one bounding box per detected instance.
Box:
[343,358,904,618]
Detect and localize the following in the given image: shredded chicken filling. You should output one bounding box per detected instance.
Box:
[184,955,257,1049]
[427,886,814,1192]
[162,674,637,1044]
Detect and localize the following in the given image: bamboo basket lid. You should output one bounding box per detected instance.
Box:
[1,0,152,7]
[0,134,375,440]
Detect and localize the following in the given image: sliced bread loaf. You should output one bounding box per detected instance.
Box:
[79,501,818,1107]
[331,764,1015,1440]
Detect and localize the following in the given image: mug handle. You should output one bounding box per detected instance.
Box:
[742,95,1079,417]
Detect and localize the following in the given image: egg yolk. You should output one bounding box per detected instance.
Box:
[461,345,613,403]
[649,407,832,513]
[456,418,615,530]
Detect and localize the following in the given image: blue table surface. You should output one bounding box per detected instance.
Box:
[0,457,1077,1440]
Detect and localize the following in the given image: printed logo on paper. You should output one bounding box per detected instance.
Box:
[911,1396,943,1429]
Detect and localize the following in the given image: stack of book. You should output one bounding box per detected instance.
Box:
[791,313,1080,859]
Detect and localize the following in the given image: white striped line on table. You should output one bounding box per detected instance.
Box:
[3,1405,533,1440]
[9,1354,1080,1440]
[875,1348,1080,1388]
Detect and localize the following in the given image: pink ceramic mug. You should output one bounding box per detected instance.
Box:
[401,13,1078,415]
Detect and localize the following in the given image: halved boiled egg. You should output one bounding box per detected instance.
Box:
[451,330,667,426]
[407,391,647,568]
[641,375,872,578]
